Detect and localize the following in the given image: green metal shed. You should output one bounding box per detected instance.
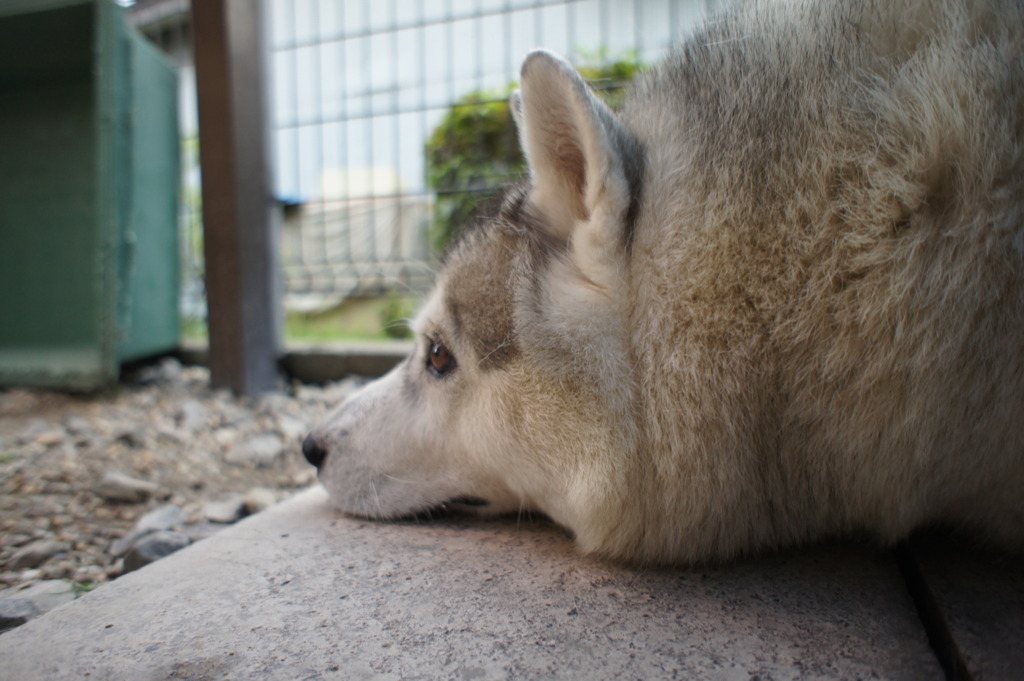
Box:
[0,0,180,390]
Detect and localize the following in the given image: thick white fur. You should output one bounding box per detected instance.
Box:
[310,0,1024,564]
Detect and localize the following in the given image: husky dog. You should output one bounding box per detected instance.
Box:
[304,0,1024,564]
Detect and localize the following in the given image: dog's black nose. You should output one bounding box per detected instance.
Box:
[302,433,328,469]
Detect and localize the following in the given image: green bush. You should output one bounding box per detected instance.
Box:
[424,55,642,254]
[425,88,522,254]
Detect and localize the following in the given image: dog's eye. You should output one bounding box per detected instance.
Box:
[428,339,456,377]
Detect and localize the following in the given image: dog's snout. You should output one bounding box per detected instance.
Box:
[302,433,328,469]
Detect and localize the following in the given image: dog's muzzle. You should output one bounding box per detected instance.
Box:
[302,433,327,470]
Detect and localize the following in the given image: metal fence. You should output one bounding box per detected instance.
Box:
[134,0,724,322]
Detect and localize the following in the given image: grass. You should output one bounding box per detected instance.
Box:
[181,317,208,343]
[181,296,418,344]
[72,580,98,597]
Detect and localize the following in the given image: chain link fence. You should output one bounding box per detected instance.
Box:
[132,0,724,331]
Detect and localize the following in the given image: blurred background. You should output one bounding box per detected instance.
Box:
[0,0,728,392]
[134,0,725,342]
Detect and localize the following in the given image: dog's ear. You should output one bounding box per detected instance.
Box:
[514,50,639,283]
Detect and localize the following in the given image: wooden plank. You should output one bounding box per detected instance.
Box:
[192,0,279,396]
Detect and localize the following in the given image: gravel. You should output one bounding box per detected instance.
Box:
[0,358,358,601]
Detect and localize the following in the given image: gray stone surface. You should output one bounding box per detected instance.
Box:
[0,580,77,633]
[242,486,278,515]
[0,594,37,633]
[226,434,285,467]
[0,362,349,593]
[176,399,210,434]
[123,531,192,574]
[912,537,1024,681]
[110,504,186,556]
[93,471,164,503]
[7,539,71,570]
[203,496,247,523]
[0,488,940,680]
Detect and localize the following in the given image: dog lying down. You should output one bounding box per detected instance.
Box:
[304,0,1024,564]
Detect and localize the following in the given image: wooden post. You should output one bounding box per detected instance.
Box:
[192,0,280,396]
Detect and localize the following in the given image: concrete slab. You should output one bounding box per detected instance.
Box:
[910,537,1024,680]
[0,488,940,680]
[176,340,413,383]
[278,341,413,383]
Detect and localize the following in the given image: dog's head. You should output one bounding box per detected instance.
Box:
[303,50,645,550]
